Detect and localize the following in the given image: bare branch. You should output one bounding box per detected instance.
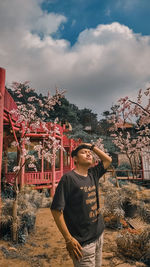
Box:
[128,100,150,115]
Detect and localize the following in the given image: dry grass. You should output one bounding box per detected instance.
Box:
[100,178,150,264]
[1,186,52,242]
[116,226,150,261]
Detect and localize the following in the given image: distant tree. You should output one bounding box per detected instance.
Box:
[78,108,98,133]
[49,97,79,125]
[97,105,119,136]
[68,124,97,142]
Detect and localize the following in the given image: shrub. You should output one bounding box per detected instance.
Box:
[116,227,150,262]
[116,163,132,177]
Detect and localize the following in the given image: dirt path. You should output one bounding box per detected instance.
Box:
[0,208,72,267]
[0,208,147,267]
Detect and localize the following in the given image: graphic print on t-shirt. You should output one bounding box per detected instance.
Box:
[80,185,100,223]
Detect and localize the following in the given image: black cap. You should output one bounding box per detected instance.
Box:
[71,144,91,158]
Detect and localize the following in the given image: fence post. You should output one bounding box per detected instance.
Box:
[20,126,25,189]
[60,136,63,177]
[51,127,56,197]
[70,139,73,169]
[51,148,56,197]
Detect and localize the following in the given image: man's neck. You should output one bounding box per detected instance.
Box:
[74,165,89,177]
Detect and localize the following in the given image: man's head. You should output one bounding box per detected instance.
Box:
[71,144,93,167]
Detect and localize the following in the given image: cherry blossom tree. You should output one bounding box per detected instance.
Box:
[8,81,65,242]
[110,87,150,178]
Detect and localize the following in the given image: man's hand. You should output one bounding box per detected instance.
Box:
[83,143,112,169]
[80,143,92,148]
[66,237,83,261]
[51,210,82,261]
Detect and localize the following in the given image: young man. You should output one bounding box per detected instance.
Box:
[51,143,112,267]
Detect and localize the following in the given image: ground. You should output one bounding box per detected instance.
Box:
[0,208,147,267]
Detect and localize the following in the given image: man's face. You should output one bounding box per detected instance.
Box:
[75,148,93,166]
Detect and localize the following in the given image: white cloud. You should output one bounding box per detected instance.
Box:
[0,1,150,118]
[34,12,67,35]
[75,22,133,46]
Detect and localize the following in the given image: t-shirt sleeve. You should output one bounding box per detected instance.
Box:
[88,161,107,180]
[51,175,69,211]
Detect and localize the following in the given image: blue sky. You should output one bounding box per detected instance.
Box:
[0,0,150,118]
[41,0,150,45]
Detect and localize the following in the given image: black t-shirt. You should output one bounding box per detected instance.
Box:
[51,161,106,246]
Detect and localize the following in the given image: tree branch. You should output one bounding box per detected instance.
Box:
[128,100,150,115]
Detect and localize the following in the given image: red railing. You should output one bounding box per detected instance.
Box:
[4,170,63,186]
[55,170,62,182]
[4,168,150,191]
[107,169,150,180]
[25,171,52,185]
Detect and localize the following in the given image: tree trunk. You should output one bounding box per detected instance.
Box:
[112,165,119,188]
[128,156,134,179]
[12,173,19,243]
[12,196,18,242]
[11,153,29,242]
[12,157,27,242]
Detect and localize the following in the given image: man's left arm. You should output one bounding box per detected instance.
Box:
[90,144,112,169]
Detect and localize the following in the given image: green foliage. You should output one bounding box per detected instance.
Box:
[97,105,119,136]
[78,108,98,133]
[68,123,97,142]
[49,97,79,124]
[2,152,18,173]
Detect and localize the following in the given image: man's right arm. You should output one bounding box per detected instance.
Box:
[51,209,83,260]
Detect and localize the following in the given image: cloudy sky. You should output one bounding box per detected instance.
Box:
[0,0,150,118]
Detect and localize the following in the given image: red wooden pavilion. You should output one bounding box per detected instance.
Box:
[0,67,80,203]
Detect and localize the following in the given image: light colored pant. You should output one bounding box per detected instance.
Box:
[72,233,104,267]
